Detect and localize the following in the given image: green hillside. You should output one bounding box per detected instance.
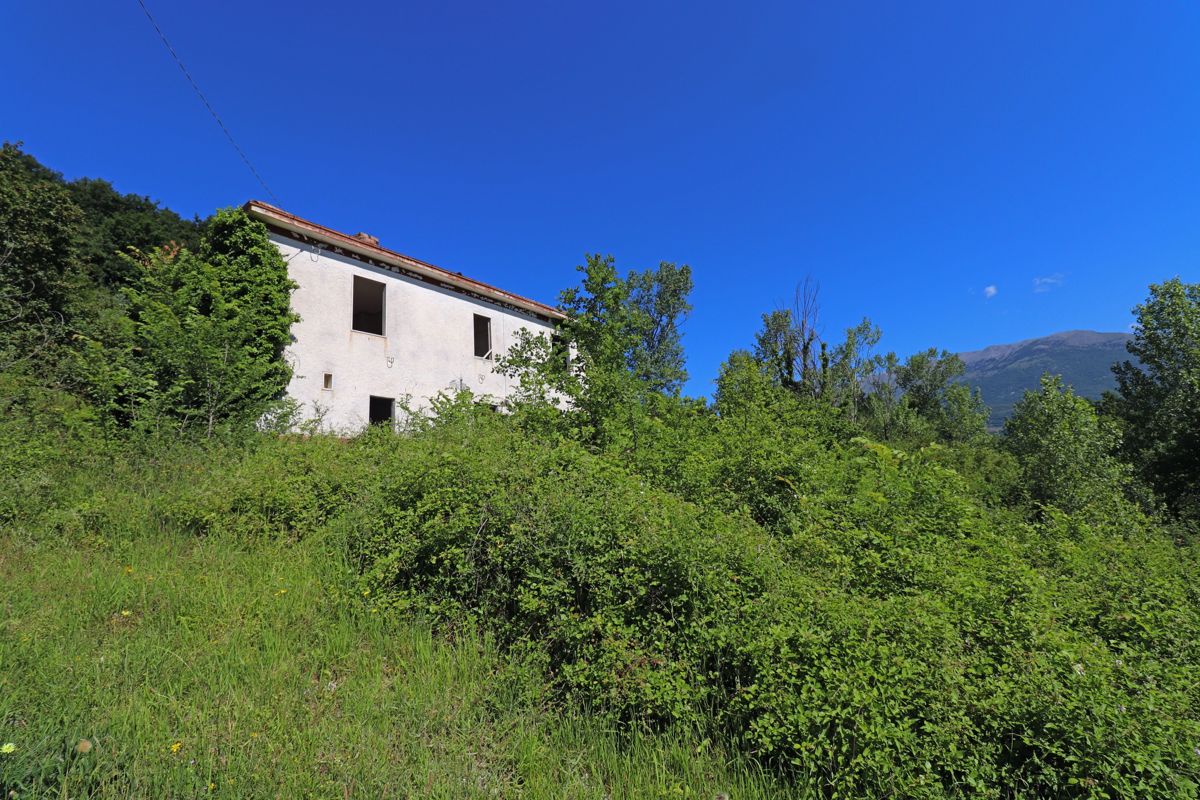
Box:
[4,143,1200,798]
[960,330,1133,427]
[0,485,781,799]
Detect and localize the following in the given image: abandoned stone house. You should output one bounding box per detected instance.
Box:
[244,201,564,432]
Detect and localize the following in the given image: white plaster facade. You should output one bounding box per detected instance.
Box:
[246,202,562,433]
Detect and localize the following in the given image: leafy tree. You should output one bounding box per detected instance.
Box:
[0,142,208,418]
[627,261,693,394]
[554,253,643,446]
[713,349,777,418]
[0,142,83,371]
[828,316,882,422]
[752,277,822,396]
[1004,374,1132,515]
[123,209,297,436]
[749,301,985,443]
[1110,278,1200,516]
[894,347,987,442]
[894,347,964,419]
[938,382,989,442]
[861,351,905,438]
[67,177,202,287]
[499,253,692,449]
[753,308,802,390]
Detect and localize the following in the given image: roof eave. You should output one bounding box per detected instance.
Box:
[243,200,566,323]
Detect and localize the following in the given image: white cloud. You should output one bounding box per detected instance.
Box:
[1033,273,1065,293]
[983,285,998,299]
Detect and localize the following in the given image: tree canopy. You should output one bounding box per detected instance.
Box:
[1109,277,1200,516]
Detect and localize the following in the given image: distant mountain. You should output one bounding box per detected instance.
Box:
[958,330,1133,428]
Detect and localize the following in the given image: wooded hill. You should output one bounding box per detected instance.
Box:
[960,330,1133,427]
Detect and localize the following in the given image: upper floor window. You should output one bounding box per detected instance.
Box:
[352,276,385,335]
[473,314,492,358]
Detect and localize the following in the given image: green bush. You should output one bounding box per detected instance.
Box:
[3,392,1197,798]
[341,414,1200,798]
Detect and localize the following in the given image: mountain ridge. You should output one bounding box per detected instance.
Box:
[958,329,1133,427]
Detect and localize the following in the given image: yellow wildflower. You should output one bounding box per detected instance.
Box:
[170,740,182,754]
[0,742,15,754]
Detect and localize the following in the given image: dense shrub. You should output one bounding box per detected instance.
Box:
[3,391,1197,798]
[1004,374,1137,517]
[339,412,1200,798]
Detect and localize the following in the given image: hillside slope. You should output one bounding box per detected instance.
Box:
[0,519,781,798]
[959,330,1132,427]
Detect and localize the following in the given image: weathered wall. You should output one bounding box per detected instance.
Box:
[273,234,556,432]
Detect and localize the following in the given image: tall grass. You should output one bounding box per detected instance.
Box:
[0,408,783,797]
[0,526,783,798]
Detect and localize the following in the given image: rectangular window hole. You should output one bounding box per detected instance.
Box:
[353,276,386,335]
[322,373,333,390]
[474,314,492,358]
[368,396,394,425]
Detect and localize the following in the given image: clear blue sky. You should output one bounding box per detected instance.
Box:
[5,1,1199,395]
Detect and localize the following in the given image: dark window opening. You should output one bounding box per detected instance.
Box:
[473,314,492,358]
[353,276,386,335]
[322,373,333,390]
[368,396,394,426]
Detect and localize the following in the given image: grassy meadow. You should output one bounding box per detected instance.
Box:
[0,525,780,798]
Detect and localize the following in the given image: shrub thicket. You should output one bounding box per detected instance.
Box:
[12,391,1192,797]
[341,404,1199,798]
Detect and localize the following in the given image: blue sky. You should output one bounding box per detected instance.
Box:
[5,1,1199,395]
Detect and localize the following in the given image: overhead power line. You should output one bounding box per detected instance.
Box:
[135,0,282,206]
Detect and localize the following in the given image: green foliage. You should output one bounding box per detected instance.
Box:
[746,303,988,447]
[752,278,823,397]
[345,415,1199,797]
[0,142,84,369]
[498,253,692,450]
[67,176,202,287]
[754,308,807,390]
[627,260,694,394]
[120,208,297,436]
[1004,374,1135,516]
[827,317,883,423]
[0,143,224,434]
[4,145,1198,798]
[0,447,780,799]
[1110,278,1200,517]
[4,368,1199,797]
[0,371,110,532]
[894,347,988,442]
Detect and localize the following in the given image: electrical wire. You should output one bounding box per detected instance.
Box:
[134,0,282,207]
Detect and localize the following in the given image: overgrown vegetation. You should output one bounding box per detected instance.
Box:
[0,435,782,798]
[3,142,1199,797]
